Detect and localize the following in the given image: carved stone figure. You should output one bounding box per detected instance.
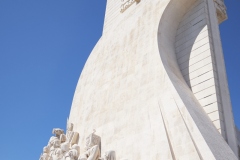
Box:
[40,126,81,160]
[64,144,80,160]
[61,142,70,158]
[48,128,66,148]
[66,119,79,146]
[39,146,50,160]
[78,130,101,160]
[40,127,119,160]
[49,139,63,160]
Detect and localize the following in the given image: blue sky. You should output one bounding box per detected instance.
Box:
[0,0,239,159]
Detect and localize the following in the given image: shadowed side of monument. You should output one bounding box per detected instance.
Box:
[158,0,238,159]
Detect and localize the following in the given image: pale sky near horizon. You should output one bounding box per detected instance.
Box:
[0,0,239,159]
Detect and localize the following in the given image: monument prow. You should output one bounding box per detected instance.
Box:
[40,0,239,159]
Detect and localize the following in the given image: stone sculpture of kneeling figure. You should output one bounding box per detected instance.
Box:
[63,144,80,160]
[78,130,101,160]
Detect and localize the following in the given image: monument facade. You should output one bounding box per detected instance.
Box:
[40,0,240,159]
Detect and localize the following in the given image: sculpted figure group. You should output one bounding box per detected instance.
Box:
[39,122,116,160]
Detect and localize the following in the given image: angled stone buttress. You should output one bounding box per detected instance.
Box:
[65,0,239,159]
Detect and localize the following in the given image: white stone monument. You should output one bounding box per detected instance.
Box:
[40,0,240,159]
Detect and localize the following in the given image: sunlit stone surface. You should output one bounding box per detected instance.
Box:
[40,0,240,159]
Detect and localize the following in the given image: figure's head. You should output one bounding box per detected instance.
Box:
[52,128,64,136]
[43,146,49,153]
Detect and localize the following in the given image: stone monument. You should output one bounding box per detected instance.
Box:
[40,0,240,159]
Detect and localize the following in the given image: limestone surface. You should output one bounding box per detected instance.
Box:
[41,0,239,159]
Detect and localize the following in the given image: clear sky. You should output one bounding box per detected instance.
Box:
[0,0,239,159]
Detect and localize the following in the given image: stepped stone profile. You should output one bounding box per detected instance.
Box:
[40,0,240,159]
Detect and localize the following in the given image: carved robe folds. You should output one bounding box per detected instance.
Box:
[66,122,79,146]
[79,132,101,160]
[50,139,63,160]
[40,125,116,160]
[40,123,80,160]
[39,146,50,160]
[63,144,80,160]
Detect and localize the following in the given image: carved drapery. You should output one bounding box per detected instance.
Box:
[39,126,117,160]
